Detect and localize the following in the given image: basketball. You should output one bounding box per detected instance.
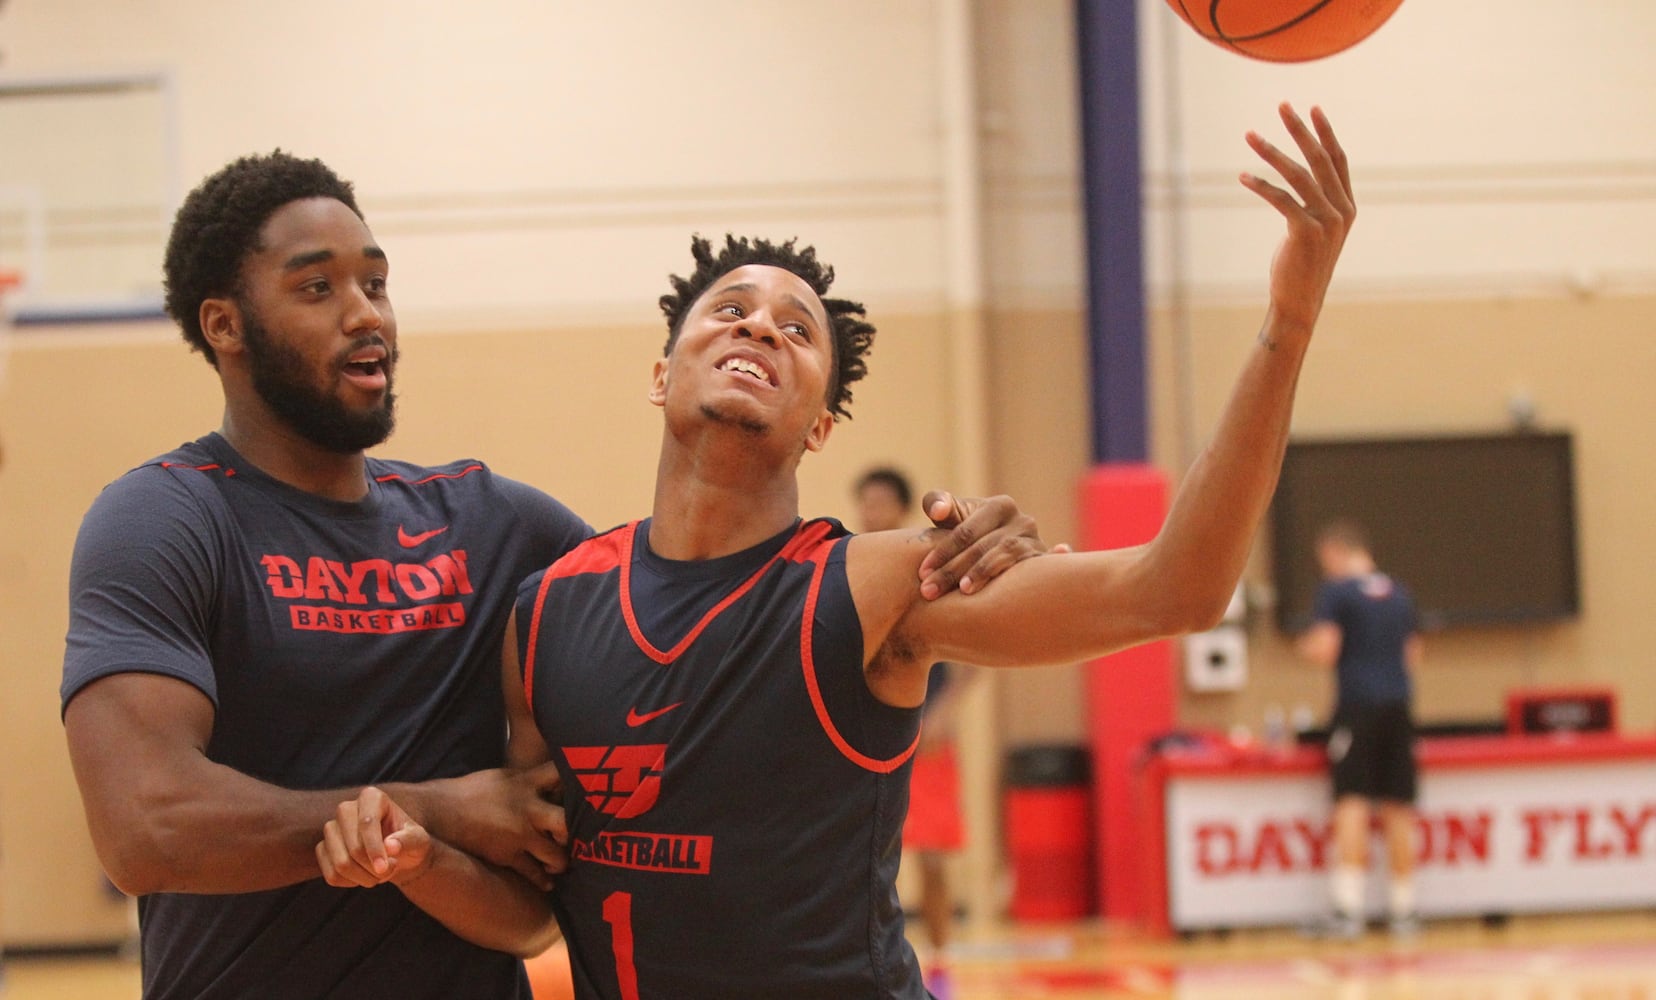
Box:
[1163,0,1405,63]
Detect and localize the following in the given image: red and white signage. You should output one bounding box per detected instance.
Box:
[1155,737,1656,930]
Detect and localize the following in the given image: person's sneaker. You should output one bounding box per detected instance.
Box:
[1388,911,1422,939]
[1301,910,1363,940]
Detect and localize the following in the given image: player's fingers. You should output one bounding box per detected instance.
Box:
[916,492,978,587]
[1238,168,1305,222]
[1275,102,1342,214]
[918,495,1036,596]
[318,822,376,888]
[385,822,429,872]
[926,498,1041,596]
[1308,106,1357,226]
[527,836,572,882]
[528,798,571,847]
[346,789,392,877]
[316,834,349,887]
[920,490,968,531]
[1245,123,1313,198]
[523,760,564,798]
[957,529,1045,595]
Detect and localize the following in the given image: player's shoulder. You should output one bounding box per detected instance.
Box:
[75,437,239,561]
[93,435,234,514]
[516,521,635,605]
[795,516,852,558]
[547,521,635,575]
[843,523,934,609]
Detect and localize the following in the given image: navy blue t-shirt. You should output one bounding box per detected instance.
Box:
[1311,572,1418,709]
[516,517,927,1000]
[62,432,591,1000]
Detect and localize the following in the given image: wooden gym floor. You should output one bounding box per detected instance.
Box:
[4,909,1654,999]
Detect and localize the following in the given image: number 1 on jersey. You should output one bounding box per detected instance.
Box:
[602,891,640,1000]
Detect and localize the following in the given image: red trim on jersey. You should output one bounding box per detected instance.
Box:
[800,537,920,774]
[374,464,484,485]
[523,528,631,705]
[548,528,628,580]
[620,520,834,666]
[160,461,236,477]
[523,567,558,708]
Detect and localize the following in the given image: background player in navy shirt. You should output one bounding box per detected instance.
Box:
[1296,518,1424,939]
[329,101,1357,999]
[61,150,1048,1000]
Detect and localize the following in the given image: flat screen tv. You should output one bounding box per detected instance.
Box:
[1269,432,1579,633]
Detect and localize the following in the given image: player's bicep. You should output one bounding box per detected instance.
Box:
[502,606,551,769]
[62,672,216,883]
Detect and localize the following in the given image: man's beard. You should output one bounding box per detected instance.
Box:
[242,307,397,454]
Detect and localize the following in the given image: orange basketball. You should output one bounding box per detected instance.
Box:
[525,940,575,1000]
[1164,0,1405,63]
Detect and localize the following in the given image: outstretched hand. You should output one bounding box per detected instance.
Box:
[1240,103,1355,336]
[916,491,1069,599]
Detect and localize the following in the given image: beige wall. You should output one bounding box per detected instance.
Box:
[3,0,1655,946]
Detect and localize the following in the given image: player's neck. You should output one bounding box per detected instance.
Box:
[218,408,371,503]
[649,433,802,560]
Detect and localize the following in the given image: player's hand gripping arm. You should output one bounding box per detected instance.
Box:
[65,674,567,895]
[316,785,561,958]
[861,104,1354,692]
[913,490,1067,599]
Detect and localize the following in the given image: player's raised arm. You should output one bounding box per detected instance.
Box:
[859,104,1354,697]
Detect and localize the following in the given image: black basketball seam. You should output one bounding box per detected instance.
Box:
[1210,0,1343,44]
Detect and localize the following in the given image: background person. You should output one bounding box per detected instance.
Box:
[1296,518,1424,939]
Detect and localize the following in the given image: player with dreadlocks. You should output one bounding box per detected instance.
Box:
[329,97,1355,995]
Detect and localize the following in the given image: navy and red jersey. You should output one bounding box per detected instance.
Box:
[1312,571,1418,709]
[61,431,591,1000]
[516,517,928,1000]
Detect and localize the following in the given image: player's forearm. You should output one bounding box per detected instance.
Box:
[93,765,382,895]
[1149,310,1312,628]
[396,841,561,958]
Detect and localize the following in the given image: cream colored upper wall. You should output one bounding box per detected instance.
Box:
[1,0,961,326]
[1139,0,1656,303]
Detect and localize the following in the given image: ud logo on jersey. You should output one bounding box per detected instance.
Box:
[566,744,667,819]
[565,743,715,875]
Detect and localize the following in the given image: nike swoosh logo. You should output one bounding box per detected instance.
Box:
[626,702,684,727]
[397,525,450,548]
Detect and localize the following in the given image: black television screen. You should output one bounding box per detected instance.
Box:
[1269,432,1579,633]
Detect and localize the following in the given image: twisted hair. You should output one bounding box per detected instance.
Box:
[658,234,874,420]
[163,151,361,367]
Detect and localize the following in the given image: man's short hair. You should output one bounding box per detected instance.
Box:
[163,151,361,367]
